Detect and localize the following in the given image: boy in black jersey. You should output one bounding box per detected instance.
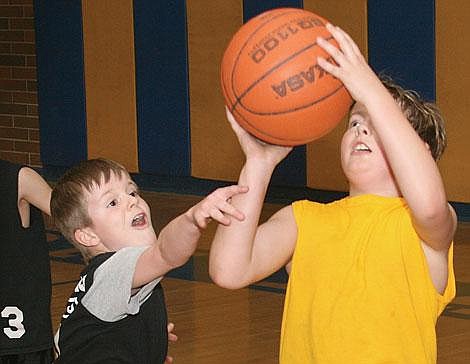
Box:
[0,159,53,364]
[50,158,247,363]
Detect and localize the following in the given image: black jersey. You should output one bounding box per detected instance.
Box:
[0,160,53,355]
[55,248,168,363]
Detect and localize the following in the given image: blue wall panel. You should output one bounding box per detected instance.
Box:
[34,1,87,167]
[243,0,305,187]
[133,2,190,176]
[368,0,436,101]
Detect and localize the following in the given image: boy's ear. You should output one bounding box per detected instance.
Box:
[74,227,100,247]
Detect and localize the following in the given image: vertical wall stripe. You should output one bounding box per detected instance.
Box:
[435,0,470,202]
[243,0,306,187]
[186,2,251,345]
[188,0,244,183]
[82,0,138,172]
[303,0,367,192]
[133,1,190,176]
[367,0,436,101]
[34,1,87,167]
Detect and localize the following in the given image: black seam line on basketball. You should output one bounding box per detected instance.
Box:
[244,82,345,116]
[233,108,320,144]
[228,8,307,107]
[232,35,334,110]
[231,34,335,113]
[228,10,300,110]
[231,107,303,143]
[231,85,345,143]
[228,9,323,112]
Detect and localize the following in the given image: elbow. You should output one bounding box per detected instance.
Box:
[158,246,192,272]
[169,253,193,271]
[416,198,451,225]
[415,205,456,251]
[209,266,247,290]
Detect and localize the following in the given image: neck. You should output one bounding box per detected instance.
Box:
[348,179,401,198]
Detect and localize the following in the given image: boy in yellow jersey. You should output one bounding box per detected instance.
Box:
[209,23,456,363]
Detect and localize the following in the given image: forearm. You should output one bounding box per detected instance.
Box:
[209,159,274,288]
[134,184,248,287]
[157,212,202,269]
[365,87,454,246]
[366,88,448,212]
[132,216,201,289]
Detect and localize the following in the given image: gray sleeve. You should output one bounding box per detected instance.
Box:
[81,246,163,322]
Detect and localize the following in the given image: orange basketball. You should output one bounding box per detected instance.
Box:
[220,8,352,146]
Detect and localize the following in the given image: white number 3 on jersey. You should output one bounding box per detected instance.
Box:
[2,306,25,339]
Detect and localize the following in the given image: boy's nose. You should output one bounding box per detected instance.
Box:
[127,194,138,208]
[355,123,369,136]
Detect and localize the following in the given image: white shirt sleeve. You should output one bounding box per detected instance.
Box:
[81,246,163,322]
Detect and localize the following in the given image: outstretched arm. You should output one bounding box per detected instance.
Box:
[316,23,456,251]
[209,109,297,289]
[133,184,248,288]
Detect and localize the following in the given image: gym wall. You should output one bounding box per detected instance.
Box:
[24,0,470,205]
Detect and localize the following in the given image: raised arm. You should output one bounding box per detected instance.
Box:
[316,24,456,251]
[17,166,52,216]
[209,109,297,289]
[132,184,248,288]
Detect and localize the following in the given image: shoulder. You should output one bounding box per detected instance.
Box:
[89,251,116,270]
[92,247,150,283]
[291,198,344,219]
[83,247,160,322]
[291,199,322,214]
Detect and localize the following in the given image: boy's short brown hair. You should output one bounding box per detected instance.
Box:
[51,158,130,260]
[380,75,447,160]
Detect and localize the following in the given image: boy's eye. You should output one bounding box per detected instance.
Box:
[107,199,117,207]
[129,190,138,197]
[350,120,360,128]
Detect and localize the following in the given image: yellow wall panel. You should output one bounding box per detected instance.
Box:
[436,1,470,202]
[303,0,367,191]
[187,0,244,181]
[185,1,252,345]
[82,0,138,172]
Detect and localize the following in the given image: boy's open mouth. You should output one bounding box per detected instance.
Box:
[353,142,371,152]
[131,213,146,227]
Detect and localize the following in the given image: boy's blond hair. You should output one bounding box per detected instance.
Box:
[51,158,130,262]
[380,76,447,160]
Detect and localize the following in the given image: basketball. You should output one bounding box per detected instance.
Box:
[220,8,352,146]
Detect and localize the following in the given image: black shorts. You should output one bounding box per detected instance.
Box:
[0,349,53,364]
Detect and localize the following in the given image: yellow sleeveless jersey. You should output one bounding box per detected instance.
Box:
[280,194,455,363]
